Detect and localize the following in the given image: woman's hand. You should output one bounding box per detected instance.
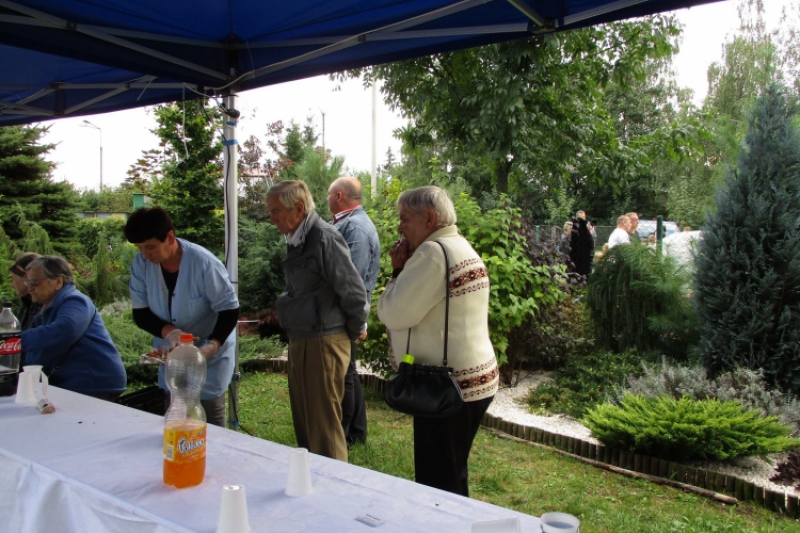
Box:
[389,238,410,270]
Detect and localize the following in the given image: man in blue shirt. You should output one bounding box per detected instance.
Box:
[123,207,239,427]
[327,177,380,445]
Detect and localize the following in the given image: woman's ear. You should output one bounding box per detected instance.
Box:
[426,209,437,229]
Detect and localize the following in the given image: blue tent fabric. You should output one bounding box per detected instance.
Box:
[0,0,724,125]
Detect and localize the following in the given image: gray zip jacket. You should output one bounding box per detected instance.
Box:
[275,211,369,341]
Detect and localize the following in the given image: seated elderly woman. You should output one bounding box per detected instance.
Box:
[20,256,126,400]
[377,186,499,497]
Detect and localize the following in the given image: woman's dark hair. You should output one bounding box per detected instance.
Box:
[9,252,41,277]
[123,207,175,243]
[28,256,75,285]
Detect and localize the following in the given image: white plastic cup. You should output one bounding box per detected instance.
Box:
[14,371,36,404]
[216,484,251,533]
[285,448,313,497]
[541,512,580,533]
[22,365,47,401]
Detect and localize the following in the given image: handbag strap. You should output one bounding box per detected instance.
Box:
[405,240,451,367]
[49,308,97,375]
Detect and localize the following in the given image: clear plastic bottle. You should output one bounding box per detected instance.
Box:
[0,302,21,397]
[163,333,207,488]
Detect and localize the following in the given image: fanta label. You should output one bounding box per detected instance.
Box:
[163,420,206,464]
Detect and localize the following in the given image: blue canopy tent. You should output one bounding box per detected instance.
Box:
[0,0,726,427]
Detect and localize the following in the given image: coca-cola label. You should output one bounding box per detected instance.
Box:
[0,337,20,355]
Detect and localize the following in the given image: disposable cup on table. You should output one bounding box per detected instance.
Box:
[216,484,251,533]
[471,517,521,533]
[22,365,47,402]
[540,512,580,533]
[14,371,36,404]
[285,448,313,497]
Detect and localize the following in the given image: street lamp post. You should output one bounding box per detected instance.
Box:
[82,120,103,190]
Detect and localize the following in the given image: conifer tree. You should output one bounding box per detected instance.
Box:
[151,100,224,254]
[695,85,800,392]
[0,125,77,251]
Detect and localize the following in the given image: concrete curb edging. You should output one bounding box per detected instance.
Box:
[244,359,796,516]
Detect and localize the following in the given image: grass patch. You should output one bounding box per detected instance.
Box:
[238,371,800,533]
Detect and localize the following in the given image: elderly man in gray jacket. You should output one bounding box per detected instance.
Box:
[267,180,368,462]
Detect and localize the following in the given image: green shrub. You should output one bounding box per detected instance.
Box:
[238,334,284,364]
[616,362,800,436]
[526,349,644,418]
[586,241,697,358]
[583,393,800,461]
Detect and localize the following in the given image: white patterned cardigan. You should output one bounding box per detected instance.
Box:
[377,225,499,402]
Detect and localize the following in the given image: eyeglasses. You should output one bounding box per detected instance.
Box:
[24,278,47,288]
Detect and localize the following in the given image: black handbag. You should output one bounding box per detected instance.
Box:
[384,241,464,418]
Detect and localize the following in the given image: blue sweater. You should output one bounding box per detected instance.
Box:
[21,285,127,396]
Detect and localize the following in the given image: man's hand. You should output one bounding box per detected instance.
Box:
[355,329,368,345]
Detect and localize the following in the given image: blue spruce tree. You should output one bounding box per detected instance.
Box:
[695,85,800,392]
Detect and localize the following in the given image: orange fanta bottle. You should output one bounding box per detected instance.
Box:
[163,334,207,488]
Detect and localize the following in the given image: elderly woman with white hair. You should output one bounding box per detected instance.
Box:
[378,185,498,496]
[20,255,127,400]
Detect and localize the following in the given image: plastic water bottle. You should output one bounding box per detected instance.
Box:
[0,303,21,397]
[163,333,207,488]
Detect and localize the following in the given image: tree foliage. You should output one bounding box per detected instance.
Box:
[341,16,680,209]
[150,100,224,253]
[695,84,800,393]
[0,125,78,252]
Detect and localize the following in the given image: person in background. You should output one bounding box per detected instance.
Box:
[9,252,42,332]
[625,212,640,238]
[327,176,380,446]
[576,210,596,242]
[647,233,657,248]
[123,207,239,427]
[267,180,368,462]
[569,217,594,276]
[378,186,498,497]
[607,215,632,249]
[21,256,126,400]
[558,221,573,255]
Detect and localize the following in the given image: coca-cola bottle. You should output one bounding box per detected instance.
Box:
[0,302,21,397]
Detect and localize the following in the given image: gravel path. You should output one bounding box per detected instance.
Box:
[489,371,797,497]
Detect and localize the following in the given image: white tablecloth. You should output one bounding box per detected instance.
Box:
[0,388,542,533]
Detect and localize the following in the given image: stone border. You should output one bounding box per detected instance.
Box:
[244,359,796,516]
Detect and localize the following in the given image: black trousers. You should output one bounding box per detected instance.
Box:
[413,396,493,496]
[341,343,368,444]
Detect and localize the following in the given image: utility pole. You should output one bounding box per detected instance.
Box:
[320,109,326,159]
[371,82,377,197]
[82,120,103,190]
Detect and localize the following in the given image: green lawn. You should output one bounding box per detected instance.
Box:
[237,371,800,533]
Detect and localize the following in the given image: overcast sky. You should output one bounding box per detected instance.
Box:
[41,0,792,192]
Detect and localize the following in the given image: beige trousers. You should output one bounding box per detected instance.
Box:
[287,332,350,462]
